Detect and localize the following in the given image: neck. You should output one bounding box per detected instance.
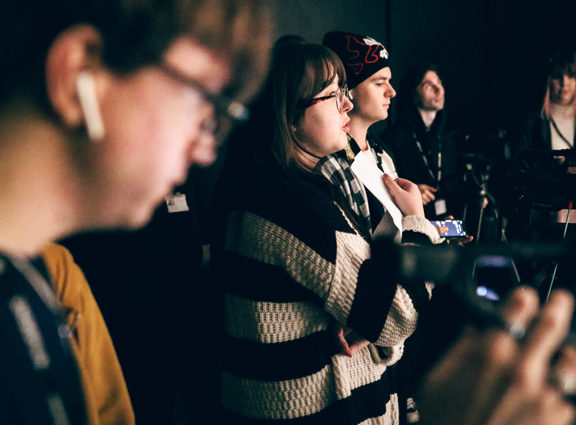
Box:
[550,103,576,120]
[418,109,438,129]
[349,116,371,151]
[295,143,322,171]
[0,107,84,256]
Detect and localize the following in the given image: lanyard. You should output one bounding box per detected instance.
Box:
[412,131,442,183]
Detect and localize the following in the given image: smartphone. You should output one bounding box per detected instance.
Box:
[431,219,468,238]
[473,255,515,303]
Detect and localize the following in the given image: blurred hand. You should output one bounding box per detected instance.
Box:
[383,174,425,217]
[435,225,449,235]
[418,287,576,425]
[418,184,438,205]
[448,235,475,245]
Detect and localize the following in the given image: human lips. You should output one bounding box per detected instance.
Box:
[343,119,351,132]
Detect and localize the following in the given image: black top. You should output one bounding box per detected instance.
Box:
[380,107,464,219]
[0,254,86,425]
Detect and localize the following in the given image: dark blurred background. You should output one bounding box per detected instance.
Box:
[271,0,576,138]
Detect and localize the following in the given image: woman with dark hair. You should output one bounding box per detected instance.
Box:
[213,36,437,424]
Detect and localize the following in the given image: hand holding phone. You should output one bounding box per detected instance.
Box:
[431,219,468,238]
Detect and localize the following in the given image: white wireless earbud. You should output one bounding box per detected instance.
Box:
[76,71,105,141]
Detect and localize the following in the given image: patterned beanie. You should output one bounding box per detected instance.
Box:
[323,31,390,90]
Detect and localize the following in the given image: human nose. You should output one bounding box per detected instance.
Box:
[386,83,396,99]
[188,127,217,166]
[340,95,353,113]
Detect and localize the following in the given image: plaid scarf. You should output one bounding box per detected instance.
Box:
[318,148,372,238]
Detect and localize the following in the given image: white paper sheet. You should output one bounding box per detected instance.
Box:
[351,150,403,232]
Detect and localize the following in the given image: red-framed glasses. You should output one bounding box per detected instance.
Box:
[303,86,353,112]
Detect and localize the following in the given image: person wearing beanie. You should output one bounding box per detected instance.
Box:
[322,31,449,239]
[322,31,446,425]
[321,32,399,236]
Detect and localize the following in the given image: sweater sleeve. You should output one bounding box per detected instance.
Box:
[225,179,431,348]
[402,215,444,245]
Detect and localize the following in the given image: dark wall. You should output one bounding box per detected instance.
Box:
[272,0,389,46]
[484,0,576,129]
[388,0,486,133]
[270,0,576,141]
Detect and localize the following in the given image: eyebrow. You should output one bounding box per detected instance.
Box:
[322,83,339,93]
[421,79,441,86]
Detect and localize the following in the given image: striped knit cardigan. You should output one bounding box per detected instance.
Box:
[216,171,439,424]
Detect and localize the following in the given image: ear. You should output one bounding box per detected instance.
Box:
[45,25,104,129]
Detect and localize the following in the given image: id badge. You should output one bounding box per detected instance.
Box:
[165,192,189,213]
[434,199,447,216]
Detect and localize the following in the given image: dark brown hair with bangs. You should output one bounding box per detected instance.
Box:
[255,36,346,172]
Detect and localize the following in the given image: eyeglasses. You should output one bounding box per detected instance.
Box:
[303,86,353,112]
[158,63,249,139]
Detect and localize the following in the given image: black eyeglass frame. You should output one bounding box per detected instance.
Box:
[301,86,353,112]
[158,63,250,137]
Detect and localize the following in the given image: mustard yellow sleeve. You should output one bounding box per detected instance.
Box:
[43,243,135,425]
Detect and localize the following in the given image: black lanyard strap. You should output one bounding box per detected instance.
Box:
[412,131,442,183]
[550,117,575,149]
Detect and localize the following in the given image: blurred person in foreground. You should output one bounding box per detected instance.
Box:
[0,0,270,423]
[419,286,576,425]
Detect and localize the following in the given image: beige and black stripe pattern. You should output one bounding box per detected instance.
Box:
[218,173,440,424]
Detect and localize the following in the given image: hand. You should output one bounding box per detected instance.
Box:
[435,224,449,236]
[383,174,425,217]
[434,225,475,245]
[418,287,576,425]
[418,184,438,205]
[445,235,474,246]
[436,215,474,245]
[334,325,370,357]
